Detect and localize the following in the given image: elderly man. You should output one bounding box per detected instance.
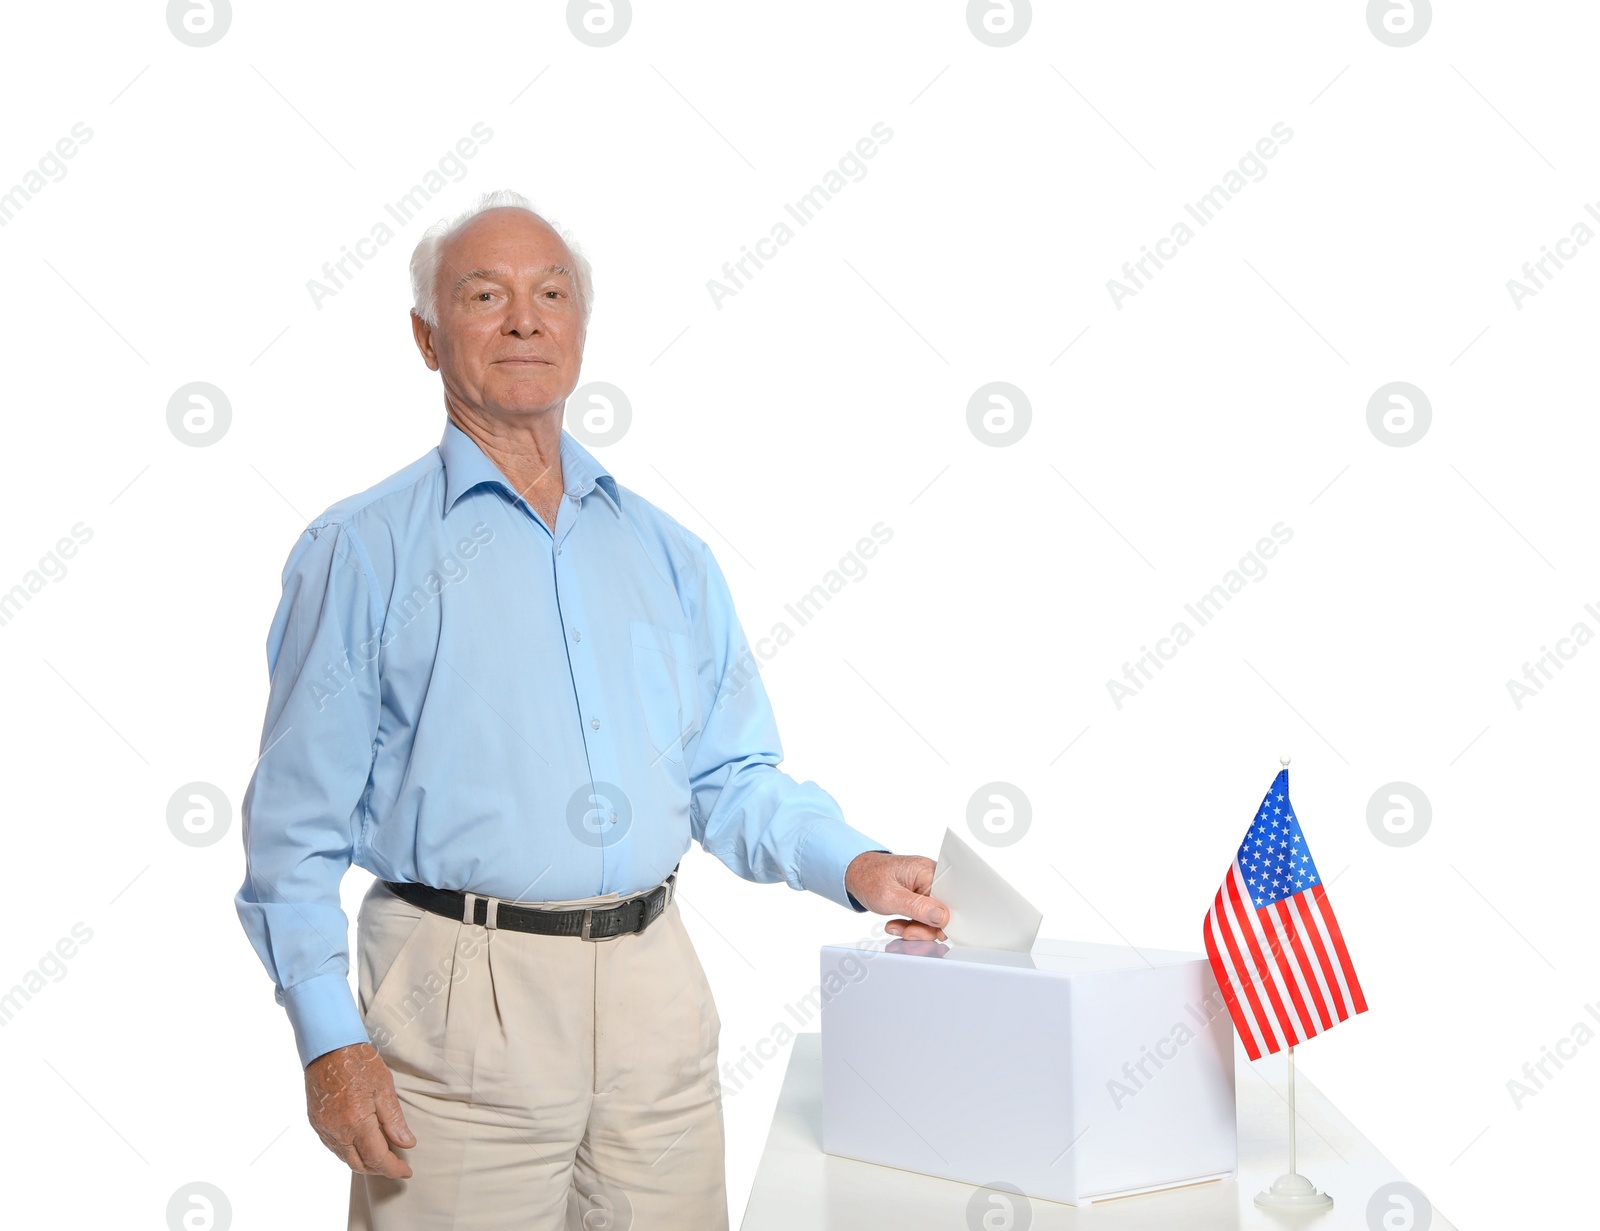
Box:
[234,189,948,1231]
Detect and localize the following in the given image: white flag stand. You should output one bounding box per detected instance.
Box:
[1253,755,1334,1211]
[1254,1044,1333,1209]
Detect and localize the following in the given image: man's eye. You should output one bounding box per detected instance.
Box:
[477,292,493,302]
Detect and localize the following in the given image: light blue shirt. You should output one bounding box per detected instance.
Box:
[236,417,888,1068]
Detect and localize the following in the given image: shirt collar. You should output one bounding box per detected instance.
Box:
[440,416,619,516]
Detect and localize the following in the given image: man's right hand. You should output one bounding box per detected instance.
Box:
[305,1042,416,1178]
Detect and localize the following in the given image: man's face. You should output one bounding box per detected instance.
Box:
[412,207,585,421]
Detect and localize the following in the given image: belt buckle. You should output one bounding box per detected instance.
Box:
[580,907,619,942]
[580,885,666,941]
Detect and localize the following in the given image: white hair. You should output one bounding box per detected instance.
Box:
[408,189,593,328]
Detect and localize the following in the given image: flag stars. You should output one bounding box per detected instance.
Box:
[1235,785,1324,905]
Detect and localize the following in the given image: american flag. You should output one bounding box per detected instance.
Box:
[1203,769,1367,1060]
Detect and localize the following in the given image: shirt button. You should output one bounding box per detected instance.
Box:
[556,546,562,555]
[590,718,601,730]
[572,629,582,643]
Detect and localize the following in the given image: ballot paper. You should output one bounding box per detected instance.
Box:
[931,827,1043,952]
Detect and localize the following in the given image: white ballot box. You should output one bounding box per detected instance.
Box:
[819,936,1237,1206]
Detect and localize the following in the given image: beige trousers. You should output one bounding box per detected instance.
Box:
[346,876,728,1231]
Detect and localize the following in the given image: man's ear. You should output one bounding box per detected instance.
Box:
[410,311,440,371]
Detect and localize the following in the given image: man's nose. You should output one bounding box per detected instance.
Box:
[503,297,545,336]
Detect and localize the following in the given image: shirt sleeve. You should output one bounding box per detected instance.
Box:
[234,518,383,1068]
[682,536,889,912]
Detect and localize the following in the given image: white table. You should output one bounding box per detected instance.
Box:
[741,1033,1456,1230]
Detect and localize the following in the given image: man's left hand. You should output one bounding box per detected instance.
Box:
[844,851,948,941]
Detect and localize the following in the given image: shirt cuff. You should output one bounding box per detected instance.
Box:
[282,970,371,1069]
[798,819,891,912]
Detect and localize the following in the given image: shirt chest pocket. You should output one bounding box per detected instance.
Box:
[628,619,697,765]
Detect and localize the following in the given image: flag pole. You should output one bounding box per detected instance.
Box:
[1254,755,1334,1211]
[1288,1044,1296,1174]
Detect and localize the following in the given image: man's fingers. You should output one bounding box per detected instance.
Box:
[885,917,946,941]
[896,859,946,925]
[316,1125,374,1178]
[352,1115,412,1179]
[374,1081,416,1150]
[890,888,947,928]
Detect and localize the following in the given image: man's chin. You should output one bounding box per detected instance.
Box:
[482,380,571,418]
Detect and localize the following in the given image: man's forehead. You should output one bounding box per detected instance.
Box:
[446,208,562,253]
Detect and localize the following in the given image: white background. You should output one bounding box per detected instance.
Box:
[0,2,1593,1227]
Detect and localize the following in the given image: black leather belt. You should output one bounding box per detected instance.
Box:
[382,867,677,941]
